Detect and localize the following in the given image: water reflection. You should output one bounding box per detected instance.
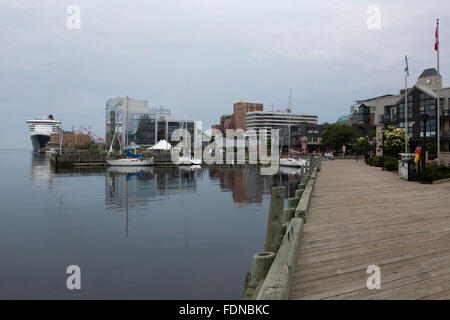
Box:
[208,167,272,205]
[105,166,203,210]
[24,155,308,298]
[209,166,306,203]
[103,165,306,237]
[275,166,307,199]
[30,152,54,187]
[31,152,307,206]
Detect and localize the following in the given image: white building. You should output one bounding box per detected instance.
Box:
[246,110,318,133]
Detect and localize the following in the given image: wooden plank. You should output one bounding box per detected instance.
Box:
[294,171,315,222]
[289,160,450,300]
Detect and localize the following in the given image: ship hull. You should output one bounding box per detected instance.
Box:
[30,134,50,151]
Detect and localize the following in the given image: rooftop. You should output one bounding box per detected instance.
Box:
[355,94,395,104]
[419,68,441,78]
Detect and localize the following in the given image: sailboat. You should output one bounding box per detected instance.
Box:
[106,150,154,166]
[280,157,308,167]
[279,89,308,168]
[106,113,153,166]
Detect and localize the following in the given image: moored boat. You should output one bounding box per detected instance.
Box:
[106,158,154,166]
[279,157,308,167]
[26,114,61,151]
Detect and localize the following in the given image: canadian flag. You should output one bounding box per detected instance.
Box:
[435,23,439,51]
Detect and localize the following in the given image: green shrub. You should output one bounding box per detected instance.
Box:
[425,164,450,181]
[372,155,383,167]
[384,160,399,171]
[371,155,399,170]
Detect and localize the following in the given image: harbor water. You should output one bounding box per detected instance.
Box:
[0,150,305,299]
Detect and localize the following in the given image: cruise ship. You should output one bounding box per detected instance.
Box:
[26,115,61,151]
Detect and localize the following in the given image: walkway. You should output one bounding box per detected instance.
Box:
[289,160,450,299]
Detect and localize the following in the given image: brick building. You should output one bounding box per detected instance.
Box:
[232,99,263,131]
[49,132,91,148]
[212,99,263,133]
[220,114,233,132]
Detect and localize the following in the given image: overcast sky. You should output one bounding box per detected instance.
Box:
[1,0,450,149]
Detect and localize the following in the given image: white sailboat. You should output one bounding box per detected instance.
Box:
[279,89,308,168]
[106,114,153,166]
[177,156,202,165]
[280,157,308,167]
[106,158,154,166]
[279,166,304,176]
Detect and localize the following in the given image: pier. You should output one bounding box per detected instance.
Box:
[289,160,450,300]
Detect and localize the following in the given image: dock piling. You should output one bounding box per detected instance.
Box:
[264,186,285,253]
[251,252,276,282]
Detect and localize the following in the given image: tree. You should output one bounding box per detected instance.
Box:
[321,123,356,152]
[381,126,406,157]
[426,141,449,158]
[355,137,369,155]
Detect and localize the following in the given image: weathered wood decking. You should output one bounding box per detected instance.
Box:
[289,160,450,300]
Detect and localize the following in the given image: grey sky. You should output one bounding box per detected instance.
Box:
[1,0,449,149]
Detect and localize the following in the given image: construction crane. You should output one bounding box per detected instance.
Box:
[75,125,105,143]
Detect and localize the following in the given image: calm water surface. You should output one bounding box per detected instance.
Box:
[0,150,305,299]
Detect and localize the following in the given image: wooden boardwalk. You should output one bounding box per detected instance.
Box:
[289,160,450,300]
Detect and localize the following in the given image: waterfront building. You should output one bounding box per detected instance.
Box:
[233,99,263,131]
[48,131,90,148]
[246,110,318,147]
[289,123,328,153]
[246,110,318,133]
[212,99,263,133]
[337,96,396,139]
[220,114,234,132]
[243,109,319,152]
[356,68,450,154]
[106,97,199,149]
[105,97,155,148]
[212,99,319,150]
[156,118,202,150]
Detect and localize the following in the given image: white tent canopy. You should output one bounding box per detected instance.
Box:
[148,139,172,151]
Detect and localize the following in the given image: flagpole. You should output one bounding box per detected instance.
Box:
[405,55,408,154]
[437,18,441,165]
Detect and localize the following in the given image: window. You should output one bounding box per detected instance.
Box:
[420,93,436,117]
[420,119,436,137]
[398,102,413,120]
[399,121,414,137]
[398,98,413,120]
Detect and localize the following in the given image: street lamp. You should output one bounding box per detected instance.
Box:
[421,114,429,183]
[381,124,388,171]
[382,130,386,170]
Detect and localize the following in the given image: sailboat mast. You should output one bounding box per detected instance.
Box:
[288,88,292,155]
[125,96,129,150]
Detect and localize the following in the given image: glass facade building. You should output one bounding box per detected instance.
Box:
[106,97,156,148]
[105,97,199,149]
